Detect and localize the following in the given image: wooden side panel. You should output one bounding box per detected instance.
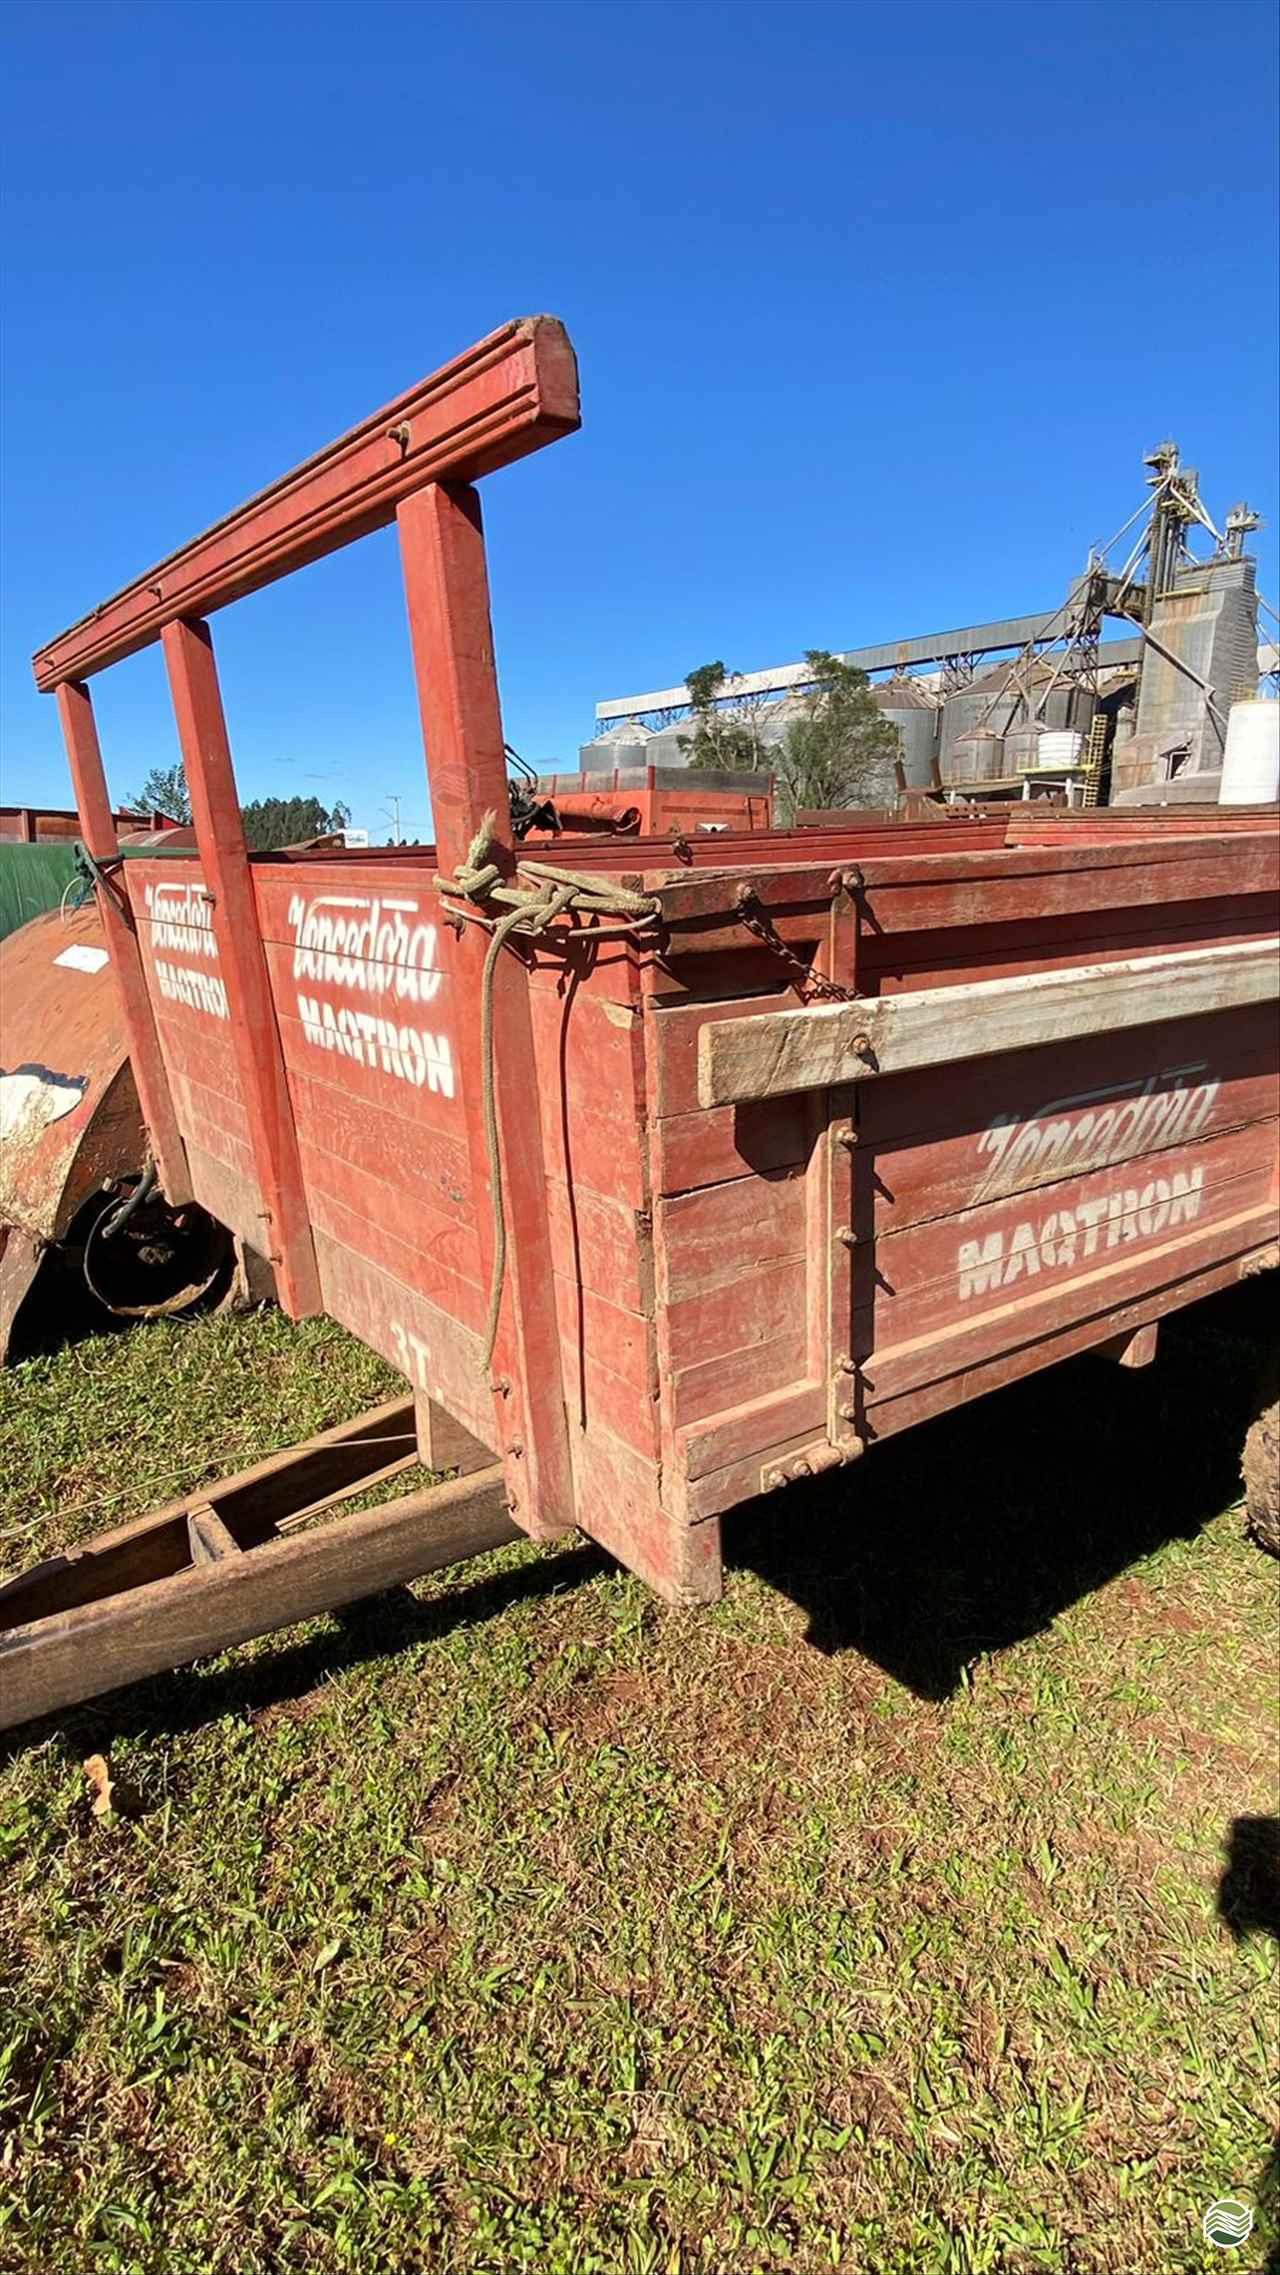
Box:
[123,857,262,1238]
[526,949,660,1460]
[851,1005,1280,1420]
[646,969,829,1483]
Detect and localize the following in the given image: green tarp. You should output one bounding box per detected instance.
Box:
[0,841,83,944]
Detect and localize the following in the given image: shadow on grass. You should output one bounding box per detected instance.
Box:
[724,1289,1271,1700]
[1219,1815,1280,1945]
[2,1541,608,1765]
[4,1287,1271,1754]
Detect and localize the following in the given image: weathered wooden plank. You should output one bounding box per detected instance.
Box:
[651,1096,810,1197]
[566,1424,723,1605]
[858,897,1277,997]
[0,1398,418,1628]
[311,1233,495,1454]
[301,1177,486,1334]
[860,1194,1277,1406]
[654,987,799,1118]
[182,1140,265,1249]
[649,836,1278,958]
[699,939,1280,1106]
[670,1308,809,1427]
[656,1169,808,1303]
[0,1467,518,1732]
[860,1038,1278,1239]
[677,1382,826,1483]
[281,1063,473,1229]
[859,1234,1272,1446]
[273,1002,462,1144]
[187,1503,241,1565]
[662,1254,808,1373]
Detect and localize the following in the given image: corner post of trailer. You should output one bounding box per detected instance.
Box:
[53,677,194,1204]
[397,478,574,1537]
[160,617,321,1319]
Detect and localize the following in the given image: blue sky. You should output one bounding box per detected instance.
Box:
[2,0,1277,840]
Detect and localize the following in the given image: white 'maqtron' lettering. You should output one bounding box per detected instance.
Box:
[956,1167,1206,1301]
[297,995,454,1096]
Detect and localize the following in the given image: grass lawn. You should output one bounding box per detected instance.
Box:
[0,1298,1276,2274]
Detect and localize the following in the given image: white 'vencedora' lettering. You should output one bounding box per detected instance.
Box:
[956,1169,1205,1300]
[288,894,443,1003]
[144,881,229,1017]
[145,882,218,959]
[973,1067,1220,1204]
[289,890,453,1096]
[297,996,455,1097]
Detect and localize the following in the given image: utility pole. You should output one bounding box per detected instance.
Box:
[381,794,403,845]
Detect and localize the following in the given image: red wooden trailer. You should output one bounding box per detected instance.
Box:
[3,316,1277,1728]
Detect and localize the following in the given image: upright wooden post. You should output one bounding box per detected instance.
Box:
[161,618,321,1320]
[55,679,193,1204]
[397,479,573,1538]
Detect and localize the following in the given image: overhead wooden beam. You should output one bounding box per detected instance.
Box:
[33,317,579,689]
[698,938,1280,1106]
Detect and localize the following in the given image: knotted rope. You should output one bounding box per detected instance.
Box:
[435,817,661,1374]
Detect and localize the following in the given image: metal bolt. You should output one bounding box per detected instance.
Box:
[837,1402,858,1424]
[508,1440,525,1460]
[733,880,754,910]
[835,1127,857,1151]
[850,1032,873,1059]
[835,1225,856,1248]
[491,1375,512,1398]
[835,1353,855,1374]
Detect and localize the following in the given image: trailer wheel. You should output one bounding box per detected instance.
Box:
[1242,1399,1279,1558]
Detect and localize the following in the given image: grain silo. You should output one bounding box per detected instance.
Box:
[872,676,940,787]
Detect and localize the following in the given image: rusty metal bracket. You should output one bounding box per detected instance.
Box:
[761,1437,866,1492]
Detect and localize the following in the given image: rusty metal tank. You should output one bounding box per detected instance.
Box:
[0,898,233,1360]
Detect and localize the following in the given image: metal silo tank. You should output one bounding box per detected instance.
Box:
[949,728,1006,784]
[579,722,654,772]
[874,679,939,788]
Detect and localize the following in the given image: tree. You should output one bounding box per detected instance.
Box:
[122,765,353,846]
[679,661,771,771]
[239,796,352,850]
[773,651,900,822]
[124,761,191,823]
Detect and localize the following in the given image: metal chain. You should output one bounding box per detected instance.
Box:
[732,883,860,1003]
